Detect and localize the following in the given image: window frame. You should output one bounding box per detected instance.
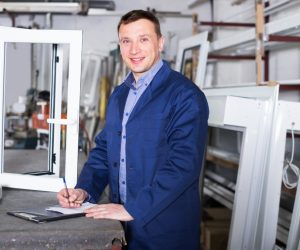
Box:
[0,26,82,192]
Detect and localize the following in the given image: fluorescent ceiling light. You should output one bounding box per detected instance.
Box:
[87,8,122,16]
[0,2,81,14]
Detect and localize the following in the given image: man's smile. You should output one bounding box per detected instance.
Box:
[130,57,145,63]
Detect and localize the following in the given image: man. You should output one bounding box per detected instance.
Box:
[57,9,209,250]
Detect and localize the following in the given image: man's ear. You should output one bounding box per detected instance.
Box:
[159,36,165,52]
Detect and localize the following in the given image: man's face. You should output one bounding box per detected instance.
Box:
[119,19,164,81]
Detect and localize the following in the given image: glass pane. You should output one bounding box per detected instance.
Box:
[275,132,300,247]
[201,127,242,248]
[181,45,200,82]
[3,42,69,177]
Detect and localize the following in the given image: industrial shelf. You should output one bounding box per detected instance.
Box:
[209,10,300,54]
[206,146,239,169]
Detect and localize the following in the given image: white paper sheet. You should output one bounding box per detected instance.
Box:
[46,202,96,215]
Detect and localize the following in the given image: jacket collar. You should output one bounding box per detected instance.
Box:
[116,61,171,122]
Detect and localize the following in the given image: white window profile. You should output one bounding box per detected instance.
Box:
[175,31,209,89]
[203,85,279,249]
[0,26,82,192]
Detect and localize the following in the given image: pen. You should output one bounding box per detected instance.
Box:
[62,177,70,206]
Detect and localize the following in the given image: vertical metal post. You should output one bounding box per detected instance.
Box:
[192,13,199,84]
[0,41,5,175]
[255,0,265,85]
[287,175,300,249]
[48,44,57,173]
[264,0,270,82]
[52,45,63,177]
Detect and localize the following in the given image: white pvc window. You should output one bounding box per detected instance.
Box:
[203,85,279,249]
[175,31,209,89]
[0,26,82,192]
[257,100,300,250]
[80,52,107,110]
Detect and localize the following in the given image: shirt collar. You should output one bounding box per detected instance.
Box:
[123,59,163,90]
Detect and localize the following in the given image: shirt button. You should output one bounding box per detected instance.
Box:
[122,181,126,185]
[121,159,125,162]
[123,135,126,139]
[125,112,129,116]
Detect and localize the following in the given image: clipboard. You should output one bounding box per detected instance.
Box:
[7,210,85,223]
[7,202,95,223]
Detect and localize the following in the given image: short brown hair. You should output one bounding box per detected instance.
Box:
[117,9,162,38]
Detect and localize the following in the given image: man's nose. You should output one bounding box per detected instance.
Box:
[130,41,140,54]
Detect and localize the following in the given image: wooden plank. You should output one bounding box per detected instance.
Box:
[206,153,239,169]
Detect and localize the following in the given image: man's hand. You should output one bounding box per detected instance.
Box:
[84,203,134,221]
[57,188,88,208]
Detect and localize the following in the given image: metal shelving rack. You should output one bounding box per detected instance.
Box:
[196,1,300,89]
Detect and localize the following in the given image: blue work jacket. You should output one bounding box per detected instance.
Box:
[76,61,209,250]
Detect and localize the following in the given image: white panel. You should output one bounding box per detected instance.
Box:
[0,26,81,44]
[0,42,5,174]
[0,173,64,192]
[64,31,82,188]
[80,52,104,108]
[204,85,279,99]
[205,96,227,126]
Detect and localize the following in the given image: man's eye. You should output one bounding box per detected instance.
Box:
[141,38,149,43]
[121,40,130,44]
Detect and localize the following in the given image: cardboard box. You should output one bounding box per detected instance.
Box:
[201,207,231,250]
[203,207,231,221]
[204,226,229,250]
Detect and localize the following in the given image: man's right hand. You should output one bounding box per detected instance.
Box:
[57,188,88,208]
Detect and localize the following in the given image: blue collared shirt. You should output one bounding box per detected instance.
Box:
[119,59,163,203]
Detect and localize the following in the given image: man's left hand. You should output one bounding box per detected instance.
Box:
[84,203,134,221]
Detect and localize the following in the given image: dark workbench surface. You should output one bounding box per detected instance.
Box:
[0,149,123,249]
[0,188,124,250]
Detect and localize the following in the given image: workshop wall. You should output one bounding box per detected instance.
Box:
[213,0,256,86]
[2,0,300,104]
[0,0,213,107]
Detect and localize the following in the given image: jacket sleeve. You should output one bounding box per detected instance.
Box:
[124,86,209,226]
[75,127,109,203]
